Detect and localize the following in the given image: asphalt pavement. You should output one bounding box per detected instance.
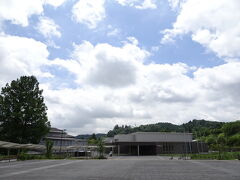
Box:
[0,156,239,180]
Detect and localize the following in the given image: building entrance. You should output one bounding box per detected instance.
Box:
[139,145,156,155]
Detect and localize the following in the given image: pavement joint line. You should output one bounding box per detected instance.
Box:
[0,160,82,178]
[189,160,239,176]
[0,160,59,169]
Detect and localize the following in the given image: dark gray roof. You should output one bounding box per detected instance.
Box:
[104,137,114,144]
[114,132,193,143]
[50,127,64,133]
[45,127,75,140]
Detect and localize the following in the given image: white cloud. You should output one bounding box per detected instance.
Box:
[1,34,240,134]
[162,0,240,61]
[42,86,135,131]
[1,0,240,134]
[72,0,106,29]
[192,62,240,121]
[107,28,120,37]
[167,0,187,10]
[0,34,51,87]
[46,40,61,49]
[194,62,240,95]
[36,16,61,38]
[45,59,240,134]
[71,0,156,29]
[116,0,157,9]
[135,0,157,9]
[0,0,44,27]
[52,39,150,88]
[0,0,68,27]
[44,37,240,134]
[126,36,139,45]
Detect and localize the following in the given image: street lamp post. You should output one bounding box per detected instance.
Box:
[59,129,66,155]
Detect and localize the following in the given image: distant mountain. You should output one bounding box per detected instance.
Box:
[106,119,225,137]
[75,133,106,139]
[182,119,225,132]
[75,119,226,139]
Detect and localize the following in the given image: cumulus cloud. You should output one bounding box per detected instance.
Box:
[45,60,240,134]
[52,39,150,88]
[42,86,135,131]
[162,0,240,60]
[0,0,44,26]
[194,62,240,99]
[1,0,240,134]
[0,34,52,87]
[43,37,240,134]
[1,34,240,134]
[72,0,106,29]
[0,0,68,27]
[36,16,61,38]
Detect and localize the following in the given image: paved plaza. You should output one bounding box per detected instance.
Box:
[0,156,240,180]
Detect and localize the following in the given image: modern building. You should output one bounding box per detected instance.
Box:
[40,127,87,153]
[106,132,208,156]
[40,128,75,146]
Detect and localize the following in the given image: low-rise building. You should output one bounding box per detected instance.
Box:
[106,132,208,155]
[40,127,87,153]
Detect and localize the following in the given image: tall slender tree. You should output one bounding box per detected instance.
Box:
[0,76,50,144]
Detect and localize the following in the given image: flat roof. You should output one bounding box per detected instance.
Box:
[0,141,45,150]
[114,132,193,143]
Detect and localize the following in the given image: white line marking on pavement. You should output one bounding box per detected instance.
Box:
[0,160,81,178]
[0,160,58,169]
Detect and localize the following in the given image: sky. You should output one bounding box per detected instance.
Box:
[0,0,240,135]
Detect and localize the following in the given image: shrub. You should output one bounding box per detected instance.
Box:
[45,140,53,158]
[17,152,36,161]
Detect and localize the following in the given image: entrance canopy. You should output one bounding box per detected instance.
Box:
[0,141,45,150]
[0,140,115,151]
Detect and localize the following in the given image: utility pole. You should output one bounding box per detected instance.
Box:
[59,129,66,155]
[195,130,200,154]
[183,126,188,159]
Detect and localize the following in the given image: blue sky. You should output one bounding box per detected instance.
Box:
[0,0,240,134]
[4,0,222,66]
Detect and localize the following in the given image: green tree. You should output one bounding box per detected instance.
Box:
[88,139,98,145]
[45,140,53,158]
[90,133,97,140]
[205,135,217,147]
[97,138,105,158]
[0,76,50,144]
[228,134,240,146]
[217,133,226,159]
[88,133,98,144]
[222,121,240,136]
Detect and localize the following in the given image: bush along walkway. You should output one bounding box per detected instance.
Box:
[190,152,240,160]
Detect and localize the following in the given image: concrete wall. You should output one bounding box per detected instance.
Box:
[134,132,192,142]
[114,134,135,142]
[114,132,193,143]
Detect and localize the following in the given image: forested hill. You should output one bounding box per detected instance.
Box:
[76,133,106,139]
[76,120,240,150]
[106,119,225,137]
